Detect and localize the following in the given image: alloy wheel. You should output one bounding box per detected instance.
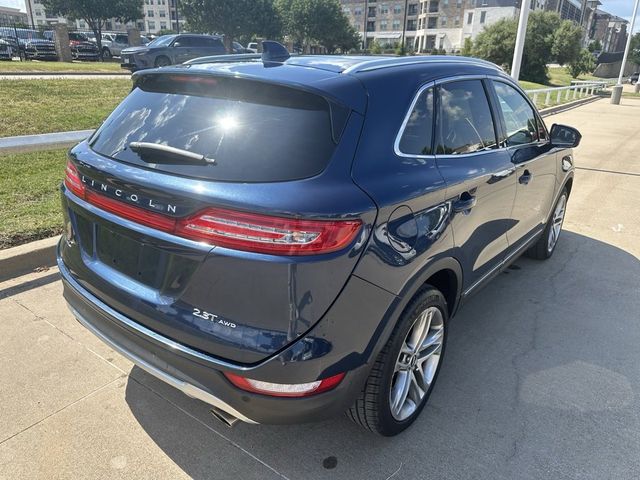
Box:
[389,306,444,421]
[547,194,567,253]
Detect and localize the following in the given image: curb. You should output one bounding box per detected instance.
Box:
[0,129,94,154]
[0,236,59,282]
[539,95,602,117]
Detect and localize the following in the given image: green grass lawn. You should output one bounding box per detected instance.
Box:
[0,79,131,137]
[0,149,66,249]
[0,60,127,73]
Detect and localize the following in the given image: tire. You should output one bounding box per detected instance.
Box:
[525,188,568,260]
[154,56,171,67]
[347,286,448,436]
[102,48,112,60]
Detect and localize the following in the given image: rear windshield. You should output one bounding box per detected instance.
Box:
[90,74,339,182]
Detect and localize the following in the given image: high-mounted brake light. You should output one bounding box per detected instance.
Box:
[63,161,361,255]
[223,372,345,397]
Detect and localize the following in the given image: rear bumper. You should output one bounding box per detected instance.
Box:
[57,240,384,424]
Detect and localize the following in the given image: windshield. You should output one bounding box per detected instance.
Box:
[89,75,342,182]
[16,30,45,40]
[147,35,176,48]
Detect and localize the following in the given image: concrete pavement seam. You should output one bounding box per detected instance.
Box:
[11,290,130,377]
[128,374,292,480]
[0,377,123,446]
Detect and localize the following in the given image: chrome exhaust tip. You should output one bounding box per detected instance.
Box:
[210,407,240,427]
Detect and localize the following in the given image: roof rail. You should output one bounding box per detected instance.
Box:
[342,56,502,74]
[184,53,262,65]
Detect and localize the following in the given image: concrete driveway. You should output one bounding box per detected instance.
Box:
[1,98,639,479]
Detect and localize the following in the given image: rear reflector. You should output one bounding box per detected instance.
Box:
[223,372,345,397]
[64,160,361,255]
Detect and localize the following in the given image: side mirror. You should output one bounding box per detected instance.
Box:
[173,41,181,48]
[550,123,581,148]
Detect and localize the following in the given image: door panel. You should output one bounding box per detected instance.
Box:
[435,79,517,290]
[490,80,557,249]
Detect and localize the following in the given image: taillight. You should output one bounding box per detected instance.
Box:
[176,208,362,255]
[64,160,85,198]
[84,190,176,232]
[63,160,361,255]
[223,372,345,397]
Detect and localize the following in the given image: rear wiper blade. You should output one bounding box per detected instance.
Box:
[128,142,215,166]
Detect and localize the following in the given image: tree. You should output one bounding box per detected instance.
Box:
[42,0,142,59]
[181,0,282,50]
[568,48,595,78]
[629,33,640,67]
[588,39,602,52]
[472,17,517,67]
[369,40,382,54]
[472,11,580,84]
[275,0,359,53]
[552,20,582,66]
[461,37,473,57]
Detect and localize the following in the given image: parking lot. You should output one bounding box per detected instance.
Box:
[1,98,639,479]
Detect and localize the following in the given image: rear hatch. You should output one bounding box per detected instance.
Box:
[60,69,376,365]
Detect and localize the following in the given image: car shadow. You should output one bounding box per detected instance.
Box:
[124,230,640,480]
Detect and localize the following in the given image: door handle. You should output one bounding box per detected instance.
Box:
[453,192,477,213]
[488,167,515,184]
[519,169,532,185]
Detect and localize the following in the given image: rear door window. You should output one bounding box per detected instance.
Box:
[436,80,497,155]
[89,75,342,182]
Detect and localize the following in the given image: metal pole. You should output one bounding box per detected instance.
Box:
[175,0,181,34]
[363,0,368,50]
[611,0,639,104]
[401,0,409,50]
[511,0,532,80]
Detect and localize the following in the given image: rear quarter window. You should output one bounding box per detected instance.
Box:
[89,75,341,182]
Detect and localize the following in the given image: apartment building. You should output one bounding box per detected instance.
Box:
[340,0,521,52]
[24,0,185,34]
[0,5,28,24]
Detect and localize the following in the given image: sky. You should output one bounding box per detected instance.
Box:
[0,0,638,31]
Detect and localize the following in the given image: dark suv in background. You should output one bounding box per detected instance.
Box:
[0,27,57,60]
[58,44,580,436]
[120,34,225,71]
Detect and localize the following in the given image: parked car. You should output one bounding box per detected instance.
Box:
[43,31,100,61]
[246,41,258,53]
[120,34,225,71]
[232,41,251,53]
[58,44,580,436]
[0,38,13,60]
[0,32,18,54]
[0,27,57,61]
[628,72,639,84]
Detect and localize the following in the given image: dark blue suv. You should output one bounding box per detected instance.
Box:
[58,46,580,436]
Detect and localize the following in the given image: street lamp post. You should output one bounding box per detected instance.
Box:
[511,0,532,80]
[611,0,640,104]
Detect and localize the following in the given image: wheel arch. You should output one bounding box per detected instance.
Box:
[368,256,463,365]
